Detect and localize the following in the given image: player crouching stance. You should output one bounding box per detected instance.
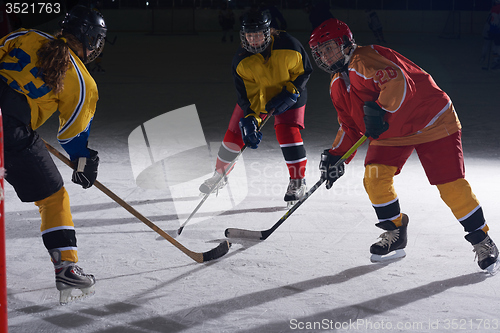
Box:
[309,18,499,274]
[200,10,313,208]
[0,5,107,303]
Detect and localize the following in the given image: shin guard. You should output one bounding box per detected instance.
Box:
[36,187,78,263]
[275,124,306,179]
[437,178,487,233]
[363,164,403,227]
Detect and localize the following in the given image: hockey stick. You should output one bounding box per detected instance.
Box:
[43,140,230,263]
[225,135,368,240]
[177,115,272,235]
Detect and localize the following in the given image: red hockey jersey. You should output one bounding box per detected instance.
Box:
[329,45,460,156]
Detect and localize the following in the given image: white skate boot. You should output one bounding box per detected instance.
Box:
[284,178,306,208]
[50,250,95,305]
[55,262,96,305]
[199,171,227,195]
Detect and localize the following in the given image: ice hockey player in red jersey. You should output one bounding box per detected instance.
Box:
[0,5,107,303]
[200,10,313,208]
[308,18,499,274]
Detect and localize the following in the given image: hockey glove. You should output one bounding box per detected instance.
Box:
[265,86,299,115]
[239,116,263,149]
[319,149,345,189]
[363,101,389,139]
[71,149,99,189]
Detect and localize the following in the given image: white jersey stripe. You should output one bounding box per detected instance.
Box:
[41,225,75,235]
[280,142,304,148]
[58,54,86,138]
[285,157,307,164]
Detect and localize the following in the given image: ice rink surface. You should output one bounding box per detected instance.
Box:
[4,26,500,332]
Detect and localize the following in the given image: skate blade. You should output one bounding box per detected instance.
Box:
[370,249,406,263]
[59,285,95,305]
[286,200,297,209]
[485,259,500,276]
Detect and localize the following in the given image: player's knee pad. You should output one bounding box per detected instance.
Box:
[222,128,244,149]
[36,187,74,232]
[275,124,302,144]
[363,164,398,205]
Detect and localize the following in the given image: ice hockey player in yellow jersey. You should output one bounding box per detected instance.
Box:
[0,5,107,304]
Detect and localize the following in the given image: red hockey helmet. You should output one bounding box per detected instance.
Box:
[309,18,356,74]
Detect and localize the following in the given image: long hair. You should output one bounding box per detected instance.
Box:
[36,32,80,94]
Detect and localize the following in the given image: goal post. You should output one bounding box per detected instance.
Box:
[0,108,7,332]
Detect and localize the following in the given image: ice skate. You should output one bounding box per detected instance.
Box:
[55,261,96,305]
[199,171,227,195]
[284,178,306,208]
[370,214,409,263]
[465,230,500,275]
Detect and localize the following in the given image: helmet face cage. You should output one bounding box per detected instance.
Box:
[240,11,272,53]
[240,27,271,53]
[60,6,107,63]
[309,18,355,74]
[311,36,353,74]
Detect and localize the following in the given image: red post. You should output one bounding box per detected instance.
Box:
[0,108,7,332]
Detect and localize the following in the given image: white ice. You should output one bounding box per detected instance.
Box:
[4,27,500,333]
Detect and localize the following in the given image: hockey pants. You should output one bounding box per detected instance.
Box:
[214,104,307,179]
[363,130,488,233]
[0,81,79,263]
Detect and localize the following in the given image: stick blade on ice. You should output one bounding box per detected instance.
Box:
[225,227,264,240]
[202,240,232,261]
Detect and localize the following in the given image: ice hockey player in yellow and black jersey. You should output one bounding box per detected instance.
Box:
[200,10,313,208]
[0,5,106,304]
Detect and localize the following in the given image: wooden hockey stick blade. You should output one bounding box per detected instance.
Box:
[177,115,272,235]
[225,135,368,241]
[43,140,230,263]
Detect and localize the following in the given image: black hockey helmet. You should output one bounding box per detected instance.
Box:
[240,10,271,33]
[240,10,272,53]
[60,5,107,63]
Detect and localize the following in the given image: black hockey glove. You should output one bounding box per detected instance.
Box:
[71,149,99,189]
[265,86,299,115]
[239,116,263,149]
[319,149,345,189]
[363,101,389,139]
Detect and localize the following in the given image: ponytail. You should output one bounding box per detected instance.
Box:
[36,32,75,94]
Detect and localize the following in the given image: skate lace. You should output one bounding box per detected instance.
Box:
[205,173,227,196]
[71,264,86,277]
[286,180,304,195]
[376,230,399,248]
[472,241,495,262]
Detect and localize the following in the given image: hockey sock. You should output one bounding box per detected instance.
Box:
[215,129,244,174]
[363,164,403,227]
[36,187,78,263]
[275,124,306,179]
[437,178,487,233]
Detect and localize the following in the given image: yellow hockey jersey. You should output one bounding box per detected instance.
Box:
[232,31,312,123]
[0,29,98,160]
